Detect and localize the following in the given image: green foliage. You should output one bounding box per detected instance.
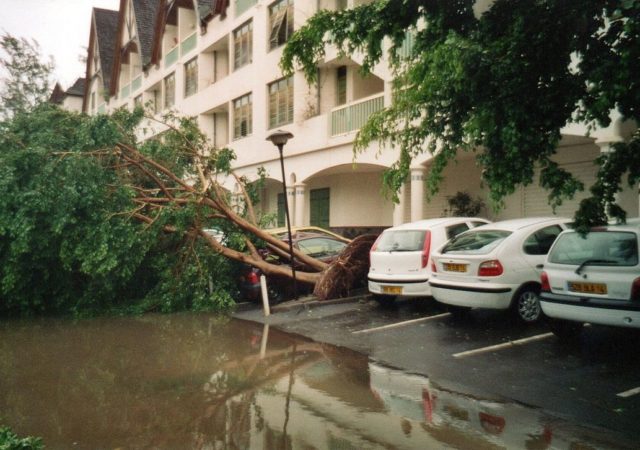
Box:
[282,0,640,226]
[0,33,54,121]
[0,424,43,450]
[446,191,485,217]
[0,104,237,317]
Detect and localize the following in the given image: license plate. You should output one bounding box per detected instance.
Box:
[568,282,607,295]
[382,285,403,295]
[443,263,467,273]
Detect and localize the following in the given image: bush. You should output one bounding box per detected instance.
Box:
[0,425,43,450]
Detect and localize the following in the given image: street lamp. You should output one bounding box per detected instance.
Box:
[266,130,297,300]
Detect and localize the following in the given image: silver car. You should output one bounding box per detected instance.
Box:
[540,222,640,339]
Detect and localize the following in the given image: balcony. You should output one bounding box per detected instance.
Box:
[131,75,142,92]
[120,83,130,99]
[330,94,384,136]
[235,0,257,17]
[181,32,197,56]
[165,46,179,68]
[97,103,106,114]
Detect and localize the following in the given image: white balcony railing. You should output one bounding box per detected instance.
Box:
[330,93,384,136]
[181,32,197,56]
[165,46,179,68]
[131,75,142,92]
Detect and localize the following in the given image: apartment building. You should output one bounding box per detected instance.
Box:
[83,0,639,235]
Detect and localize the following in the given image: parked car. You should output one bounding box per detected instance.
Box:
[539,222,640,339]
[239,228,351,303]
[430,217,571,322]
[367,217,490,303]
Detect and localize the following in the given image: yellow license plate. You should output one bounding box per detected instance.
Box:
[382,285,403,295]
[443,263,467,273]
[568,282,607,295]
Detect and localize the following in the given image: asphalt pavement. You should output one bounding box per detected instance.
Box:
[233,293,640,445]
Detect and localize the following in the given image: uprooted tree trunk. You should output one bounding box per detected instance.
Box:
[96,114,370,299]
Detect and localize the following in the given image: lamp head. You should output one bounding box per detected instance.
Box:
[266,130,294,147]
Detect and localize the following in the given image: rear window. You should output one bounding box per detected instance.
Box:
[549,231,638,266]
[442,230,512,255]
[375,230,426,252]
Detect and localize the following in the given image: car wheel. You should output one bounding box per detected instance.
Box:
[267,286,284,304]
[372,294,396,306]
[547,318,583,340]
[512,286,542,323]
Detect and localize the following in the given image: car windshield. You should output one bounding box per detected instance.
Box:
[548,231,638,266]
[375,230,426,252]
[441,230,512,255]
[297,237,347,258]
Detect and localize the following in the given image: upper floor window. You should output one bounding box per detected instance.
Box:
[234,21,253,70]
[184,58,198,97]
[269,0,293,50]
[233,93,253,139]
[164,73,175,108]
[268,76,293,128]
[90,92,96,111]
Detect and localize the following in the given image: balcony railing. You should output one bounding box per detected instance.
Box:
[181,33,197,56]
[120,83,130,99]
[131,75,142,92]
[330,94,384,136]
[235,0,257,17]
[165,46,179,68]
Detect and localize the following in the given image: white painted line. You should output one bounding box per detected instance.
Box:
[453,332,554,358]
[352,313,451,335]
[617,387,640,398]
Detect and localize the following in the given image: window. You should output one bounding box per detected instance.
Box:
[277,193,285,227]
[523,225,563,255]
[90,92,96,111]
[376,230,426,252]
[134,95,143,107]
[164,73,175,108]
[184,58,198,97]
[446,223,469,240]
[268,77,293,128]
[442,230,512,255]
[233,21,253,70]
[153,89,161,113]
[269,0,293,50]
[233,93,252,139]
[336,66,347,105]
[549,231,638,266]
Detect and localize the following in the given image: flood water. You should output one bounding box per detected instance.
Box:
[0,313,633,449]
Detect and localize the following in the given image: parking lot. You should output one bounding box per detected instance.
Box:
[235,294,640,443]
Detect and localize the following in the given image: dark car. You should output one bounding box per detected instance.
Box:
[239,227,350,303]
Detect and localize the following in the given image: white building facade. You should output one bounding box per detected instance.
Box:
[83,0,639,236]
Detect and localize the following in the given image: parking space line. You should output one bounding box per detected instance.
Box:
[352,313,451,335]
[617,387,640,398]
[452,332,554,358]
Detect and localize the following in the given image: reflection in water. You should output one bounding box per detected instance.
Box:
[0,314,632,449]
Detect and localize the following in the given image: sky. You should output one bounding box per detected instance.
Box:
[1,0,121,89]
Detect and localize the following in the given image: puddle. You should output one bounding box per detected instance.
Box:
[0,313,632,449]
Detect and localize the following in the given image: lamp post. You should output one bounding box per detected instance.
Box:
[266,130,297,300]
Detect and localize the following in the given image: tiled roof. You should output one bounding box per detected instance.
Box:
[66,78,86,97]
[132,0,161,67]
[49,83,65,104]
[94,8,119,92]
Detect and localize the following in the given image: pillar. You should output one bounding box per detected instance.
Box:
[393,183,407,226]
[294,183,306,227]
[410,167,425,222]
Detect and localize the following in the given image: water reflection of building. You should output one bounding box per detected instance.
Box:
[194,325,630,449]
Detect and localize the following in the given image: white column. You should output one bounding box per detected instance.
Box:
[410,167,425,222]
[294,183,306,227]
[286,185,296,226]
[393,183,407,226]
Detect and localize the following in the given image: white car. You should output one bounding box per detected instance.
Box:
[368,217,489,302]
[540,222,640,338]
[430,217,571,322]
